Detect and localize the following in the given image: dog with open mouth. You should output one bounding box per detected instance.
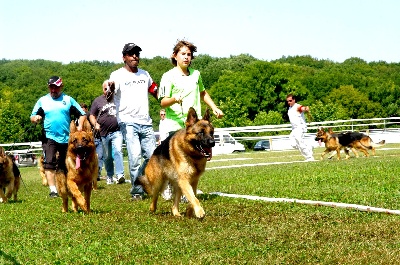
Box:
[56,120,98,213]
[139,107,215,219]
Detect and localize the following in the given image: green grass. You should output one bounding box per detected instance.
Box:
[1,144,400,264]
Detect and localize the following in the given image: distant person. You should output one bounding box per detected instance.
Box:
[286,94,315,161]
[108,42,158,201]
[30,76,86,198]
[81,102,103,181]
[89,81,125,185]
[158,109,170,145]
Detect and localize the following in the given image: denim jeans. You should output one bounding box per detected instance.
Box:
[101,131,124,179]
[119,122,156,195]
[94,138,103,178]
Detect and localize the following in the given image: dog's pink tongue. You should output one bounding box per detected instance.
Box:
[318,139,322,146]
[76,155,81,169]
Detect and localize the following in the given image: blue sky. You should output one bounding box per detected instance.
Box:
[1,0,399,64]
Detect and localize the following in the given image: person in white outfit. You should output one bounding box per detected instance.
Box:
[286,94,315,161]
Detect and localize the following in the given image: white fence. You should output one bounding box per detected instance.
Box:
[215,117,400,151]
[1,117,400,153]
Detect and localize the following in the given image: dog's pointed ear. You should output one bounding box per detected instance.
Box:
[185,107,199,127]
[70,121,77,134]
[202,108,211,122]
[82,119,92,133]
[0,146,5,156]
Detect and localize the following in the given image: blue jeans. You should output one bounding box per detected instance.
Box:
[119,122,156,195]
[95,138,103,178]
[101,131,124,179]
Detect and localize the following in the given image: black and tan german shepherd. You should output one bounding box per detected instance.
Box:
[139,107,215,219]
[0,147,21,202]
[315,127,385,160]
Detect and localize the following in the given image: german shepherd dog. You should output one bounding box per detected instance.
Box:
[0,147,21,202]
[139,107,215,219]
[315,127,385,160]
[56,120,98,213]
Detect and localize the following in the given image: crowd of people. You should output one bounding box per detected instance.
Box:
[30,40,313,200]
[30,40,224,200]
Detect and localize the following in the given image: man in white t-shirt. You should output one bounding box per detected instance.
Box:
[158,109,170,145]
[108,43,158,201]
[286,94,315,161]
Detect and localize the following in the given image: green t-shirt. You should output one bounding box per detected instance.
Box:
[158,67,205,131]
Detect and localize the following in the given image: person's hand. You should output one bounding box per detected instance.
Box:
[174,95,183,104]
[34,115,42,124]
[304,106,310,112]
[213,108,224,119]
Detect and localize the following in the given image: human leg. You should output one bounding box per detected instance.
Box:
[293,129,314,160]
[111,131,125,183]
[95,138,104,180]
[137,124,156,180]
[102,135,115,181]
[120,123,144,196]
[42,139,62,197]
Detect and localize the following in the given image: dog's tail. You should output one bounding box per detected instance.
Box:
[361,138,386,149]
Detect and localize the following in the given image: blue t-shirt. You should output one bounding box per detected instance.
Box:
[31,93,85,144]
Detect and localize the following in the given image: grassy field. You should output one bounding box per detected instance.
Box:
[1,144,400,264]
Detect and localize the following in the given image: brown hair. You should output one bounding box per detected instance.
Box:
[170,40,197,66]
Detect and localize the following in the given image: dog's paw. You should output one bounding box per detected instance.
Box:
[194,206,205,219]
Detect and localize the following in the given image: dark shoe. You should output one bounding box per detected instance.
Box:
[131,194,143,201]
[49,192,59,198]
[97,177,101,181]
[117,176,125,184]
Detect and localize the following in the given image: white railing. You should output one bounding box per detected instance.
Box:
[1,117,400,153]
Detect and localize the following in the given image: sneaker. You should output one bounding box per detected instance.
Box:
[97,177,101,181]
[49,192,59,198]
[161,184,173,201]
[131,194,143,201]
[305,157,316,162]
[180,195,189,203]
[106,178,113,185]
[117,176,125,184]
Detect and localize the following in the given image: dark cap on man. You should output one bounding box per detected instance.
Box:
[48,76,63,86]
[122,43,142,55]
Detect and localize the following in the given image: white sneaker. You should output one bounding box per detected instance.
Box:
[161,184,173,201]
[306,157,316,162]
[106,178,113,185]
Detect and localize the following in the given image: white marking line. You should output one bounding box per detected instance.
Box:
[207,159,315,170]
[210,192,400,215]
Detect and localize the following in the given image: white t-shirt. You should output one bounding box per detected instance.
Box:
[110,67,155,125]
[159,118,173,141]
[288,103,307,131]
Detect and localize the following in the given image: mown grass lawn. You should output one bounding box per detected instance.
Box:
[1,144,400,264]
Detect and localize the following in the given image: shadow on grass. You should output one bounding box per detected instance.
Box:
[0,249,21,265]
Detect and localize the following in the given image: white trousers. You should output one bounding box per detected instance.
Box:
[289,128,313,160]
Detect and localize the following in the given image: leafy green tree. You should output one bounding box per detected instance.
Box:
[327,85,384,119]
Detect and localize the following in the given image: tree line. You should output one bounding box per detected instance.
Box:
[1,55,400,144]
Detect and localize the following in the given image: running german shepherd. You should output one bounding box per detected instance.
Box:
[56,120,98,213]
[315,127,385,160]
[0,147,21,202]
[139,107,215,219]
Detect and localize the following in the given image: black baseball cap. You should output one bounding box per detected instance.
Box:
[122,43,142,55]
[47,76,63,86]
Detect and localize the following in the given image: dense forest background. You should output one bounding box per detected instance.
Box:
[1,55,400,144]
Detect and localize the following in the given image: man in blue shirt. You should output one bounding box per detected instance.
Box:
[30,76,86,198]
